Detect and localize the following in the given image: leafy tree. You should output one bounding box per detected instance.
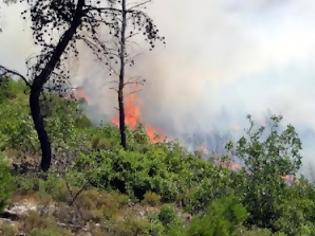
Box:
[20,0,86,171]
[0,0,124,171]
[228,115,303,229]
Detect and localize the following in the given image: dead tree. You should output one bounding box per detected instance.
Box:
[97,0,165,149]
[0,0,121,171]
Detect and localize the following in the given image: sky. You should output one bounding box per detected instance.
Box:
[1,0,315,173]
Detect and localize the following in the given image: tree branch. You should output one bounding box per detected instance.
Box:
[128,0,152,10]
[0,65,31,87]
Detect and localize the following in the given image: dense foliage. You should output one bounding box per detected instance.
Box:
[167,196,247,236]
[227,115,304,230]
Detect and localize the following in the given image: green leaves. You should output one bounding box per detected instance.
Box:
[69,138,231,208]
[172,196,247,236]
[0,79,38,153]
[0,153,12,212]
[230,115,304,230]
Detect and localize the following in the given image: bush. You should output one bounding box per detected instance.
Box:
[0,154,12,212]
[188,197,246,236]
[171,196,247,236]
[38,175,69,202]
[70,139,231,208]
[13,176,40,195]
[22,211,71,236]
[181,159,234,213]
[238,227,286,236]
[0,222,17,236]
[13,174,69,203]
[158,204,177,226]
[76,189,128,221]
[229,116,314,230]
[29,227,71,236]
[111,217,150,236]
[272,180,315,236]
[0,79,38,154]
[143,191,161,206]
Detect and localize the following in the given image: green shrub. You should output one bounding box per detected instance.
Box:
[272,181,315,236]
[76,189,128,221]
[38,175,69,202]
[70,140,231,207]
[0,154,12,212]
[182,196,247,236]
[181,159,234,213]
[229,115,303,229]
[111,217,150,236]
[239,228,287,236]
[158,204,177,226]
[13,174,69,202]
[23,211,71,236]
[13,176,39,194]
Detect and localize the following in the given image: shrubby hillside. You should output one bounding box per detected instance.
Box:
[1,79,315,236]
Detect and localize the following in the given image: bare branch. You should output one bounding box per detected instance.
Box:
[128,0,152,10]
[126,89,143,96]
[123,80,145,88]
[0,65,31,87]
[109,87,118,92]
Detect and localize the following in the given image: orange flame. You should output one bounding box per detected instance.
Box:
[112,95,140,129]
[112,94,165,143]
[281,175,296,185]
[145,126,166,144]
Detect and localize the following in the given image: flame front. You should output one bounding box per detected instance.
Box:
[145,126,165,143]
[112,95,140,129]
[112,94,165,143]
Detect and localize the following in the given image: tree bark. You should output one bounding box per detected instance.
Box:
[30,0,85,171]
[118,0,127,149]
[30,89,51,171]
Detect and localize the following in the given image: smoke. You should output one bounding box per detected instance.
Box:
[133,1,315,156]
[140,0,315,166]
[1,0,315,171]
[0,2,33,73]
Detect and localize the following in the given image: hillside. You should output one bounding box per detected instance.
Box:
[0,79,315,236]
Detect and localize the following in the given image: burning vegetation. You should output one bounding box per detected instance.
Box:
[112,94,165,143]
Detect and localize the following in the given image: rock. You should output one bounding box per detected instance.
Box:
[8,201,37,216]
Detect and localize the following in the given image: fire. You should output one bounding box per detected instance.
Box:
[145,126,165,143]
[112,94,165,143]
[281,175,296,185]
[112,95,140,129]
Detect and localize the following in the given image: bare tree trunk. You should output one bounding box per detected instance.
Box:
[30,88,51,171]
[118,0,127,149]
[30,0,85,171]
